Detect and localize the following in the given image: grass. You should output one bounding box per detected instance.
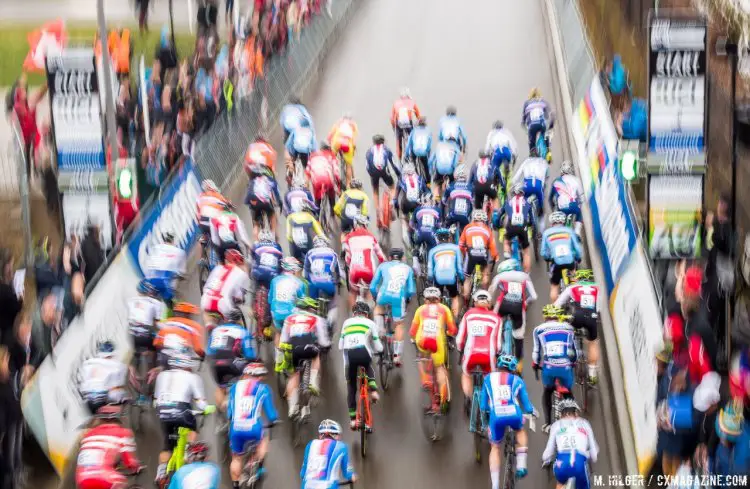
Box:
[0,23,196,87]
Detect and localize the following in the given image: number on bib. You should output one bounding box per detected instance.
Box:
[471,235,486,250]
[546,341,565,356]
[398,107,411,126]
[260,253,278,267]
[77,449,104,467]
[219,225,235,242]
[507,282,522,300]
[558,195,571,209]
[554,245,568,258]
[311,259,326,276]
[276,288,291,302]
[306,454,327,476]
[295,130,312,148]
[387,273,407,294]
[495,384,512,402]
[580,294,595,309]
[530,108,544,121]
[291,322,309,336]
[455,199,468,215]
[292,227,308,245]
[345,203,359,218]
[415,134,428,151]
[511,212,524,226]
[352,252,365,266]
[344,334,362,349]
[406,186,419,201]
[422,319,439,335]
[437,255,453,270]
[439,147,453,162]
[164,334,186,351]
[469,323,486,336]
[422,213,435,227]
[238,397,254,415]
[210,332,227,349]
[558,434,577,451]
[443,122,458,139]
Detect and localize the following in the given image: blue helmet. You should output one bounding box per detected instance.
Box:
[137,279,158,297]
[496,354,518,372]
[299,118,310,128]
[97,340,116,358]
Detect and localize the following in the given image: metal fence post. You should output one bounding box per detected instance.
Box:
[11,116,34,271]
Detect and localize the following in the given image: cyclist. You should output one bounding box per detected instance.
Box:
[285,118,317,176]
[269,257,308,364]
[498,183,535,273]
[75,405,144,489]
[548,161,583,238]
[713,402,749,480]
[522,87,555,158]
[333,178,370,238]
[410,192,442,268]
[554,269,600,384]
[79,341,129,414]
[411,287,457,407]
[306,141,340,210]
[456,289,503,412]
[427,227,464,319]
[470,149,502,214]
[144,232,186,306]
[391,87,422,160]
[342,215,385,310]
[197,179,228,258]
[532,305,578,432]
[285,175,318,214]
[438,105,467,154]
[443,166,474,237]
[286,201,325,262]
[280,96,314,143]
[484,120,518,181]
[304,236,343,332]
[394,163,429,221]
[300,420,357,488]
[510,153,549,221]
[153,349,215,485]
[541,211,582,302]
[207,309,256,431]
[370,247,416,367]
[244,164,284,240]
[166,442,220,489]
[128,280,166,394]
[430,138,461,195]
[365,134,401,227]
[489,258,537,371]
[339,301,383,430]
[328,113,359,188]
[542,399,599,489]
[459,209,498,299]
[154,302,206,366]
[227,363,278,489]
[200,249,250,330]
[210,202,252,263]
[404,116,433,182]
[250,230,284,292]
[278,297,330,417]
[482,355,537,483]
[244,134,277,175]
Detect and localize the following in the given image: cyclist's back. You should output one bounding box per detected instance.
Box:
[79,356,128,408]
[269,274,307,327]
[167,461,220,489]
[457,307,502,373]
[511,157,548,207]
[481,370,533,431]
[532,320,577,372]
[430,140,460,182]
[543,417,598,487]
[145,242,186,281]
[228,377,278,439]
[304,245,341,298]
[200,263,250,324]
[333,188,369,233]
[443,180,474,228]
[411,202,441,247]
[76,422,140,489]
[541,225,581,266]
[427,242,463,286]
[286,186,317,214]
[459,221,498,264]
[251,240,283,287]
[406,125,432,159]
[300,438,355,489]
[370,260,416,315]
[342,226,384,286]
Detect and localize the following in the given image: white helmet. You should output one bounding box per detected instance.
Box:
[318,419,342,436]
[202,179,218,192]
[453,165,467,181]
[423,287,441,300]
[561,161,574,175]
[549,211,567,226]
[472,289,492,303]
[472,209,488,222]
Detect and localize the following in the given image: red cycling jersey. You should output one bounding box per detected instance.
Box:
[342,228,385,287]
[456,307,503,375]
[567,284,599,311]
[76,423,141,489]
[306,149,340,201]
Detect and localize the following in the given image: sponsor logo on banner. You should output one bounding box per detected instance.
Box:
[648,174,703,259]
[127,158,202,275]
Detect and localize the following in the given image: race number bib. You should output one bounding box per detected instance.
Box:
[210,332,227,349]
[387,270,407,294]
[372,148,386,170]
[469,322,486,337]
[530,107,544,122]
[248,149,266,166]
[555,245,568,258]
[511,212,524,226]
[352,252,365,266]
[422,319,439,335]
[260,253,278,268]
[237,397,254,416]
[284,114,300,129]
[182,466,217,489]
[157,390,176,406]
[290,196,304,213]
[219,225,235,242]
[164,333,186,351]
[558,194,571,209]
[295,129,312,148]
[580,294,595,309]
[344,334,363,349]
[443,121,458,139]
[415,134,429,152]
[455,199,468,215]
[406,186,419,202]
[311,259,327,277]
[291,322,309,336]
[477,163,489,182]
[546,341,565,356]
[129,300,152,325]
[305,454,327,477]
[471,236,485,250]
[77,449,104,467]
[507,282,522,301]
[275,286,292,302]
[422,213,435,227]
[345,203,359,218]
[292,227,308,245]
[439,146,453,163]
[437,255,453,270]
[558,434,578,451]
[398,107,411,127]
[493,384,512,403]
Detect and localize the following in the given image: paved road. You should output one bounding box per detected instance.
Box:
[66,1,620,488]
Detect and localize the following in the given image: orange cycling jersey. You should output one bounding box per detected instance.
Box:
[154,317,206,358]
[459,222,499,261]
[244,141,277,174]
[197,191,228,220]
[328,120,358,148]
[390,99,421,128]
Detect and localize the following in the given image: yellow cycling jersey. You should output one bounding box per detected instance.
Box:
[334,189,370,219]
[286,211,324,243]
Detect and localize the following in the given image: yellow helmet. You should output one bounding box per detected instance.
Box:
[529,87,541,99]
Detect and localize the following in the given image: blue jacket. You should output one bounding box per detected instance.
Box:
[427,243,464,284]
[227,379,278,433]
[168,462,221,489]
[430,140,461,176]
[397,173,430,205]
[304,247,342,286]
[521,98,551,127]
[470,157,501,187]
[207,323,255,358]
[251,241,283,282]
[245,175,283,208]
[280,103,314,133]
[481,371,535,421]
[438,115,467,148]
[541,225,582,266]
[365,144,401,178]
[286,187,318,214]
[532,321,578,369]
[411,205,442,233]
[370,261,416,302]
[269,274,308,320]
[405,126,433,158]
[286,126,318,155]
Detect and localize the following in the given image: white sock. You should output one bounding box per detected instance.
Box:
[275,347,283,364]
[517,447,528,470]
[588,364,597,378]
[394,340,403,356]
[490,470,500,489]
[310,368,320,390]
[288,390,299,417]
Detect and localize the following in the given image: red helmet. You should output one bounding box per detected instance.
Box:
[225,249,245,266]
[186,442,209,463]
[683,266,703,299]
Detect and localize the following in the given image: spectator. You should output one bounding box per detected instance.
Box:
[30,290,63,364]
[81,224,105,284]
[116,80,136,151]
[34,240,64,301]
[0,250,22,348]
[705,196,736,317]
[12,77,47,178]
[616,97,648,142]
[601,54,630,108]
[136,0,151,34]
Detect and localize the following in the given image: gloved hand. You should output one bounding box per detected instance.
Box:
[204,405,217,415]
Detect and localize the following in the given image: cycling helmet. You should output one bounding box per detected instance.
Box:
[319,419,342,437]
[561,161,574,175]
[202,179,218,192]
[529,87,541,99]
[497,354,519,372]
[350,178,363,189]
[472,209,488,222]
[292,174,306,189]
[296,296,319,311]
[498,258,521,273]
[225,249,245,266]
[417,116,427,126]
[574,269,595,283]
[403,163,416,175]
[423,286,441,300]
[299,118,311,128]
[313,235,330,248]
[186,442,209,463]
[549,211,567,226]
[243,362,268,377]
[478,149,489,159]
[400,87,411,98]
[542,304,565,319]
[453,166,467,181]
[137,279,158,297]
[320,140,332,151]
[97,340,115,358]
[435,227,452,241]
[353,301,371,317]
[281,257,302,272]
[258,230,275,243]
[173,302,200,315]
[446,106,457,116]
[389,247,405,260]
[223,308,244,323]
[716,402,744,443]
[353,214,370,227]
[372,134,385,145]
[472,289,492,304]
[493,120,504,130]
[162,232,175,243]
[529,147,540,158]
[559,398,580,414]
[419,192,434,206]
[511,183,525,196]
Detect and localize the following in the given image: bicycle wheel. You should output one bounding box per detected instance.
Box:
[359,378,368,457]
[379,339,392,391]
[502,431,517,489]
[470,391,483,463]
[199,261,210,293]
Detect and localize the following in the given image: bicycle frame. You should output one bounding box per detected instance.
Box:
[469,367,487,462]
[166,426,192,478]
[356,366,373,457]
[501,316,515,357]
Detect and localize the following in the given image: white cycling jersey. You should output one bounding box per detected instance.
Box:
[210,213,251,248]
[200,264,251,318]
[511,157,549,186]
[542,417,599,464]
[552,175,582,207]
[154,369,208,411]
[128,296,166,326]
[144,243,186,279]
[338,317,383,358]
[489,270,537,301]
[79,357,128,402]
[484,128,518,155]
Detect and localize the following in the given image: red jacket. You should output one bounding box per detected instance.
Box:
[75,423,140,481]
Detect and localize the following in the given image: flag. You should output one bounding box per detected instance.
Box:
[23,19,67,72]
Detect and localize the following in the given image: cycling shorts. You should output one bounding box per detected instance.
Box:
[541,366,574,390]
[76,471,128,489]
[210,356,248,389]
[497,299,523,323]
[553,452,589,489]
[395,126,412,150]
[332,139,355,166]
[445,213,470,229]
[549,262,575,286]
[558,201,582,222]
[488,411,524,444]
[417,334,448,368]
[290,242,311,263]
[130,323,156,352]
[462,349,494,376]
[413,229,437,250]
[473,184,497,208]
[367,166,394,191]
[311,176,336,203]
[523,181,545,209]
[290,334,319,370]
[432,171,453,187]
[229,424,263,455]
[288,149,310,167]
[343,347,376,412]
[84,393,109,415]
[492,146,513,168]
[572,307,598,341]
[250,201,275,225]
[375,294,407,322]
[272,309,294,330]
[435,281,459,298]
[217,241,241,262]
[252,268,278,288]
[504,224,529,249]
[309,281,336,299]
[158,409,197,451]
[527,121,546,147]
[464,251,489,274]
[400,196,419,216]
[348,266,374,290]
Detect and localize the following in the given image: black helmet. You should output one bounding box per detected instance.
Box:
[289,96,302,105]
[417,116,427,126]
[446,106,457,116]
[320,140,331,151]
[255,132,268,142]
[493,120,504,130]
[389,247,404,260]
[162,232,175,243]
[353,301,371,317]
[478,149,489,159]
[372,134,385,145]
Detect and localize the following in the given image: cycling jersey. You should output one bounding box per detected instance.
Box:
[128,296,166,350]
[555,283,599,341]
[521,98,551,128]
[342,228,385,288]
[430,140,461,178]
[244,174,283,211]
[251,241,284,286]
[438,115,466,149]
[396,173,429,214]
[280,103,314,134]
[365,144,400,182]
[268,274,308,328]
[714,423,750,478]
[541,225,581,266]
[490,270,537,319]
[457,308,503,375]
[244,141,277,175]
[499,196,534,243]
[532,321,578,389]
[285,126,317,158]
[200,264,250,321]
[76,423,141,489]
[511,157,548,206]
[484,128,518,169]
[370,261,416,322]
[410,303,456,367]
[286,211,324,260]
[339,317,383,357]
[459,222,498,266]
[281,311,330,352]
[411,205,442,249]
[481,371,534,443]
[197,191,228,231]
[206,322,254,388]
[227,379,278,454]
[333,189,369,232]
[210,212,250,249]
[145,243,186,300]
[427,243,463,286]
[470,156,502,196]
[548,175,582,217]
[167,462,221,489]
[300,439,356,489]
[285,187,317,214]
[154,368,208,418]
[79,357,128,410]
[391,98,421,129]
[543,417,599,489]
[306,149,339,202]
[443,181,474,226]
[154,317,206,358]
[405,126,433,159]
[328,119,358,166]
[304,246,342,298]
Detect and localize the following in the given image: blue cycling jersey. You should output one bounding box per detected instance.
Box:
[227,379,278,448]
[541,225,582,266]
[500,196,534,228]
[398,174,429,204]
[411,205,442,233]
[365,144,400,177]
[521,98,551,127]
[430,140,461,176]
[207,323,255,358]
[251,241,283,283]
[443,181,474,221]
[438,115,467,148]
[427,243,463,285]
[285,126,317,155]
[280,104,314,133]
[548,176,581,212]
[370,261,416,303]
[304,247,341,297]
[167,462,221,489]
[481,371,535,443]
[405,126,433,158]
[269,274,308,321]
[245,175,283,208]
[470,157,501,187]
[715,424,750,477]
[300,439,356,489]
[532,321,578,373]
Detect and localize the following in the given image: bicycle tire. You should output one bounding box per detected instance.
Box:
[359,381,368,458]
[199,261,210,293]
[379,340,392,391]
[471,392,483,463]
[502,431,517,489]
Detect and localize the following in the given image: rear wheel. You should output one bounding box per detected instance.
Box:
[379,340,392,390]
[359,382,368,457]
[502,432,517,489]
[471,394,483,463]
[199,261,210,293]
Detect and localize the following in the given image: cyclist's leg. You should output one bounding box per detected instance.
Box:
[462,255,474,300]
[518,224,531,273]
[549,264,563,302]
[434,335,449,403]
[480,258,491,289]
[369,171,382,226]
[513,416,529,475]
[157,418,178,481]
[392,298,407,362]
[286,342,302,417]
[344,349,358,424]
[540,369,556,426]
[487,419,505,489]
[446,281,461,320]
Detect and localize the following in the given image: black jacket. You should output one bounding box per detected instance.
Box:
[0,283,22,347]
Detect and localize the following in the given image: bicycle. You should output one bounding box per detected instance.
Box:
[288,346,319,448]
[158,410,210,489]
[251,283,274,363]
[467,263,482,307]
[535,368,575,428]
[535,129,554,162]
[417,353,448,442]
[238,423,278,489]
[377,304,395,391]
[128,344,156,433]
[500,315,515,358]
[198,235,212,293]
[468,366,488,463]
[378,187,393,252]
[354,366,374,457]
[526,196,542,263]
[317,293,334,340]
[501,413,537,489]
[319,192,336,236]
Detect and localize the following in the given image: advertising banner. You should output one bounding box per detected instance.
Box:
[648,174,703,259]
[62,192,113,251]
